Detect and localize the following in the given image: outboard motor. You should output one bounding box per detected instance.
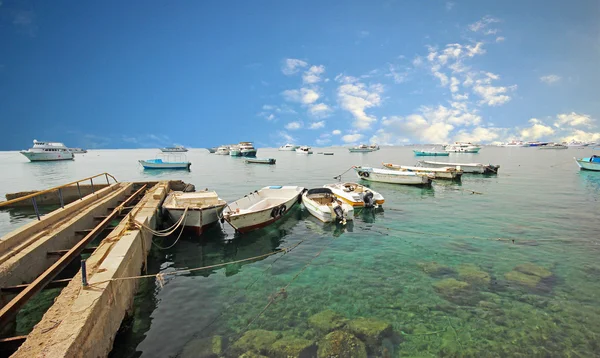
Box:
[332,201,346,225]
[363,191,375,208]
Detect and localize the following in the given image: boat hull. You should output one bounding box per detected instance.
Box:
[241,149,257,157]
[349,148,375,153]
[383,163,462,180]
[302,194,354,223]
[413,151,449,156]
[355,168,431,185]
[246,158,276,164]
[229,150,242,157]
[166,204,226,234]
[417,160,499,174]
[138,160,191,170]
[279,146,298,151]
[575,158,600,171]
[20,151,74,161]
[323,183,385,207]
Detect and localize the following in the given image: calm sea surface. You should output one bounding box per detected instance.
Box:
[1,147,600,357]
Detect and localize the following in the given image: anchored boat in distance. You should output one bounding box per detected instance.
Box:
[20,140,74,162]
[160,145,188,152]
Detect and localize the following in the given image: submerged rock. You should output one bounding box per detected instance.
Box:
[417,261,455,277]
[433,278,472,304]
[269,336,316,358]
[307,310,347,333]
[504,270,541,288]
[346,317,393,350]
[239,352,268,358]
[317,331,367,358]
[231,329,280,355]
[457,263,491,285]
[180,335,223,358]
[514,262,552,278]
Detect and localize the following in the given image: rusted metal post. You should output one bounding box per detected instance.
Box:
[76,182,82,200]
[31,197,40,220]
[81,260,88,287]
[58,188,64,208]
[90,178,95,193]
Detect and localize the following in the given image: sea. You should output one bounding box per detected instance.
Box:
[1,146,599,357]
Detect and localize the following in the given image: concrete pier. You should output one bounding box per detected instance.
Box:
[12,181,169,357]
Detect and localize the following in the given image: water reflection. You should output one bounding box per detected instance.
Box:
[579,170,600,191]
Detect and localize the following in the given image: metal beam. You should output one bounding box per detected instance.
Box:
[0,335,27,356]
[0,184,148,328]
[1,278,73,294]
[47,247,99,257]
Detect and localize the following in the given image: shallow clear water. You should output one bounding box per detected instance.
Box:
[2,147,600,357]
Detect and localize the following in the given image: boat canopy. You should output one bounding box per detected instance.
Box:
[307,188,333,195]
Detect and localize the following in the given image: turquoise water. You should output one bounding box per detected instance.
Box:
[1,147,600,357]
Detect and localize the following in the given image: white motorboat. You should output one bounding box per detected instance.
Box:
[160,145,188,152]
[499,141,524,147]
[323,182,384,208]
[539,143,568,149]
[68,148,88,154]
[296,146,313,154]
[383,162,463,180]
[369,144,380,151]
[354,166,433,186]
[565,140,590,147]
[417,160,499,174]
[302,188,354,224]
[349,144,376,153]
[279,143,299,151]
[20,140,74,162]
[138,153,191,170]
[239,142,257,157]
[444,142,481,153]
[162,190,227,234]
[215,146,230,155]
[229,145,242,157]
[222,186,304,233]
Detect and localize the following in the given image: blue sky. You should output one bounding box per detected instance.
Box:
[1,0,599,150]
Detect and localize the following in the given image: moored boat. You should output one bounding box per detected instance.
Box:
[413,150,449,156]
[138,153,191,170]
[206,147,217,153]
[163,190,227,234]
[574,156,600,171]
[302,188,354,224]
[323,152,334,155]
[229,145,242,157]
[354,166,433,186]
[160,145,188,152]
[245,158,276,165]
[417,160,499,174]
[323,182,384,207]
[296,146,313,154]
[68,148,88,154]
[215,146,230,155]
[222,186,305,233]
[349,144,375,153]
[444,142,481,153]
[279,143,299,151]
[383,162,463,180]
[539,143,568,149]
[20,140,74,162]
[239,142,257,157]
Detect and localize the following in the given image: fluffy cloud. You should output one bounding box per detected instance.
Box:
[309,121,325,129]
[381,115,454,144]
[337,80,383,130]
[386,64,408,83]
[554,112,594,127]
[282,58,308,75]
[282,88,320,104]
[303,65,325,84]
[540,74,561,84]
[258,104,297,121]
[342,133,364,143]
[454,127,503,143]
[332,129,341,135]
[308,103,332,118]
[520,119,555,140]
[285,121,302,130]
[560,130,600,143]
[275,130,297,144]
[496,36,505,43]
[468,16,500,33]
[471,73,516,106]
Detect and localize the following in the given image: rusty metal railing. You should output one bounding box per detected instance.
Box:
[0,173,118,220]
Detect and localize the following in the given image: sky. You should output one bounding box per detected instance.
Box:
[1,0,599,150]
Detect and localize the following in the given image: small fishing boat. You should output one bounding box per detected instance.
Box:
[245,158,276,165]
[279,143,299,151]
[323,182,384,207]
[539,143,568,149]
[413,150,450,156]
[323,152,334,155]
[417,160,499,174]
[349,144,376,153]
[163,190,227,234]
[354,166,433,186]
[138,153,191,170]
[302,188,354,224]
[296,146,313,154]
[215,146,230,155]
[206,147,217,153]
[383,162,463,180]
[444,142,481,153]
[160,145,188,153]
[222,186,305,233]
[574,156,600,171]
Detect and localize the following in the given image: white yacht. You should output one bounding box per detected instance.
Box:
[296,146,313,154]
[215,146,230,155]
[68,148,88,154]
[444,142,481,153]
[279,143,299,151]
[20,140,74,162]
[229,145,242,157]
[239,142,257,157]
[160,145,188,152]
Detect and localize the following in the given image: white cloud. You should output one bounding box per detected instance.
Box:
[520,119,555,140]
[560,130,600,143]
[413,56,423,67]
[303,65,326,84]
[285,121,303,130]
[540,74,561,85]
[454,127,503,143]
[275,130,297,144]
[446,2,455,10]
[282,88,320,104]
[316,138,331,145]
[449,77,460,93]
[309,121,325,129]
[332,129,341,135]
[469,16,500,33]
[337,80,384,130]
[266,114,275,121]
[282,58,308,75]
[471,73,516,106]
[342,133,364,143]
[433,71,449,86]
[308,103,332,118]
[387,64,407,83]
[466,42,485,57]
[452,93,469,101]
[555,112,594,127]
[496,36,505,43]
[358,30,370,38]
